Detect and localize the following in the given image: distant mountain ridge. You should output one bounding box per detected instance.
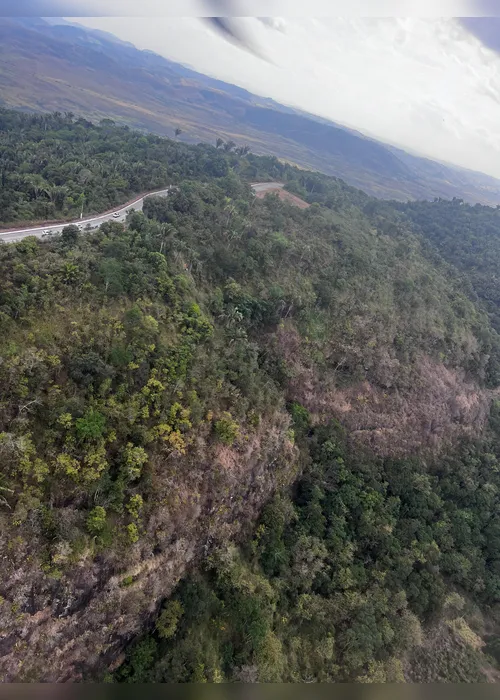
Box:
[2,16,500,204]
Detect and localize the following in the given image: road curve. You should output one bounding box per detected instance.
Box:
[250,182,284,194]
[0,183,283,244]
[0,188,173,244]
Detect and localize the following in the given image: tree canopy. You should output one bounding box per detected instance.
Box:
[2,109,500,682]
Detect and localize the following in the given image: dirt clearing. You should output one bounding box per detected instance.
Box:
[251,182,310,209]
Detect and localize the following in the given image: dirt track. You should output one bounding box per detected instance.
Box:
[251,182,310,209]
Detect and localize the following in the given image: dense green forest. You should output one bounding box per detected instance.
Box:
[117,419,500,682]
[2,109,500,681]
[0,108,364,226]
[394,199,500,334]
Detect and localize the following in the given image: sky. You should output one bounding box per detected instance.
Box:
[60,12,500,178]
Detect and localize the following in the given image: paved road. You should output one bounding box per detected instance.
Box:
[251,182,284,194]
[0,183,282,244]
[0,187,172,243]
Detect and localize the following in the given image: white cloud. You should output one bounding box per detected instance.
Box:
[258,17,287,33]
[58,0,478,17]
[75,16,500,178]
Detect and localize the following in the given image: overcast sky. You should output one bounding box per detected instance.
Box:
[72,15,500,178]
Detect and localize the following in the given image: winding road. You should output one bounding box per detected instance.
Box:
[0,187,173,244]
[0,183,286,244]
[250,182,284,194]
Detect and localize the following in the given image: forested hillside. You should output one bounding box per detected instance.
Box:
[396,199,500,335]
[0,108,365,227]
[117,420,500,682]
[2,110,500,681]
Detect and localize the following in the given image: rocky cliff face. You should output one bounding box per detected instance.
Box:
[0,413,296,681]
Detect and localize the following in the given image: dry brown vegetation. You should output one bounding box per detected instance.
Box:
[254,186,310,210]
[272,323,493,457]
[0,412,296,681]
[405,594,500,683]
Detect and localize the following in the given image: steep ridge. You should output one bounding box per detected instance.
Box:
[1,112,500,680]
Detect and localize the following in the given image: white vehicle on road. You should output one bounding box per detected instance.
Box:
[112,212,120,218]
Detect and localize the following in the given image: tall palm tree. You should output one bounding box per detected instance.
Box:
[23,174,50,201]
[50,185,68,210]
[157,223,177,253]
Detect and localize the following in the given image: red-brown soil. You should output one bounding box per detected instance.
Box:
[254,185,310,209]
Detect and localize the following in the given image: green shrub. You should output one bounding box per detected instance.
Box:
[123,444,148,481]
[61,225,80,245]
[126,494,144,519]
[155,600,184,639]
[213,413,240,446]
[289,402,310,433]
[117,637,158,683]
[126,523,139,544]
[86,506,107,535]
[75,409,106,441]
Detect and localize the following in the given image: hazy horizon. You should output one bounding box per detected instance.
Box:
[56,14,500,180]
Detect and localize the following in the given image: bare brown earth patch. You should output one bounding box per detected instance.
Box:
[254,185,310,209]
